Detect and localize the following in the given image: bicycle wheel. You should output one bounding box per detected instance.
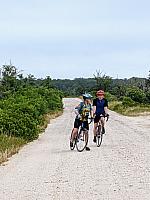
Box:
[96,126,103,147]
[70,130,76,150]
[76,128,88,152]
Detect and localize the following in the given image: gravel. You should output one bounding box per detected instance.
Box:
[0,98,150,200]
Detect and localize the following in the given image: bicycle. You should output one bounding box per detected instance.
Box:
[95,114,109,147]
[70,117,93,152]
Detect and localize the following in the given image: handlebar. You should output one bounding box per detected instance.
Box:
[77,114,109,124]
[88,117,94,124]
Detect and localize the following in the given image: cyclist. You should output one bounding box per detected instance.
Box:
[70,93,93,151]
[93,90,109,143]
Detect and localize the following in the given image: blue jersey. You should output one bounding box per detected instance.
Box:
[93,98,108,115]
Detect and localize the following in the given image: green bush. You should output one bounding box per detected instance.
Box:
[145,91,150,103]
[122,96,136,107]
[105,92,117,102]
[112,103,124,113]
[0,87,63,141]
[126,87,146,103]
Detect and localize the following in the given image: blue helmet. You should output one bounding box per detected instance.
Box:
[82,93,93,100]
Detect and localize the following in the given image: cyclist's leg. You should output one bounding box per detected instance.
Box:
[83,121,90,151]
[71,128,78,141]
[70,119,81,142]
[93,116,100,142]
[100,117,105,134]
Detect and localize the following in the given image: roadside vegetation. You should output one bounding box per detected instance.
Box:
[0,64,63,164]
[0,135,25,164]
[0,63,150,164]
[51,69,150,116]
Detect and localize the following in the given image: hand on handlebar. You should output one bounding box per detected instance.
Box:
[77,114,81,119]
[105,113,109,121]
[91,117,95,122]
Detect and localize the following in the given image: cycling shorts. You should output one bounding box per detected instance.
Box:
[74,119,89,130]
[94,114,105,123]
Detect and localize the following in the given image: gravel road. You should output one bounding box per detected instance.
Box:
[0,98,150,200]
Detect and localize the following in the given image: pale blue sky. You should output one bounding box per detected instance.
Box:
[0,0,150,79]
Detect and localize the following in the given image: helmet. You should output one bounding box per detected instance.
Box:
[82,93,93,100]
[96,90,105,96]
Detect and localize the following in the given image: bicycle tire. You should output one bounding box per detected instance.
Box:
[76,128,88,152]
[96,126,103,147]
[70,130,76,150]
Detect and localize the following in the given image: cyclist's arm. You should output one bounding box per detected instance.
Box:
[104,106,108,115]
[104,99,109,115]
[74,104,81,115]
[75,102,84,116]
[92,99,97,116]
[90,106,94,118]
[93,106,96,116]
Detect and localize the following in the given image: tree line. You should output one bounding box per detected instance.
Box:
[51,70,150,105]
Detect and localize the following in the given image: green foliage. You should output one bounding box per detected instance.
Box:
[42,76,53,88]
[0,87,63,141]
[0,64,63,142]
[93,70,112,91]
[145,91,150,103]
[0,134,25,164]
[126,87,146,103]
[52,78,97,96]
[110,85,127,98]
[145,71,150,91]
[109,100,150,116]
[122,97,136,107]
[51,71,150,105]
[105,92,117,102]
[109,101,124,114]
[0,64,63,164]
[0,64,22,93]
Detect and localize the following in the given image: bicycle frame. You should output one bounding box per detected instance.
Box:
[77,118,93,141]
[95,114,109,147]
[70,117,93,151]
[95,115,105,130]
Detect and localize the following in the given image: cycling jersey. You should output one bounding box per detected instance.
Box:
[93,98,108,115]
[75,102,92,121]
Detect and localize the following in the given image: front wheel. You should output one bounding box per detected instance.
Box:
[70,130,76,150]
[76,128,88,152]
[96,126,103,147]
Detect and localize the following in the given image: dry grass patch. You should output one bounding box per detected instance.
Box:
[0,110,63,165]
[109,101,150,116]
[0,135,25,164]
[40,110,63,131]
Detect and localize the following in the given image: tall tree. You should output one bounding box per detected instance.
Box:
[93,70,112,91]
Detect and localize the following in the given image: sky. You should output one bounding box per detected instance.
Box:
[0,0,150,79]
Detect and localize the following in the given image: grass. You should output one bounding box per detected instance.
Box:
[40,110,63,131]
[109,101,150,116]
[0,110,63,165]
[0,134,25,164]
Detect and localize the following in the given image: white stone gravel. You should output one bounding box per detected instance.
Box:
[0,98,150,200]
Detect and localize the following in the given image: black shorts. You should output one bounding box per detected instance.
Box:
[94,114,105,123]
[74,119,89,130]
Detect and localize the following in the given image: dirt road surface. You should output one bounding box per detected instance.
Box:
[0,98,150,200]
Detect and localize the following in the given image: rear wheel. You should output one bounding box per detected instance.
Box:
[96,126,103,147]
[76,128,88,152]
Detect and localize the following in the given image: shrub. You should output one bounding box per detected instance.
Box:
[122,96,136,107]
[145,91,150,103]
[0,87,63,141]
[126,87,146,103]
[105,92,117,102]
